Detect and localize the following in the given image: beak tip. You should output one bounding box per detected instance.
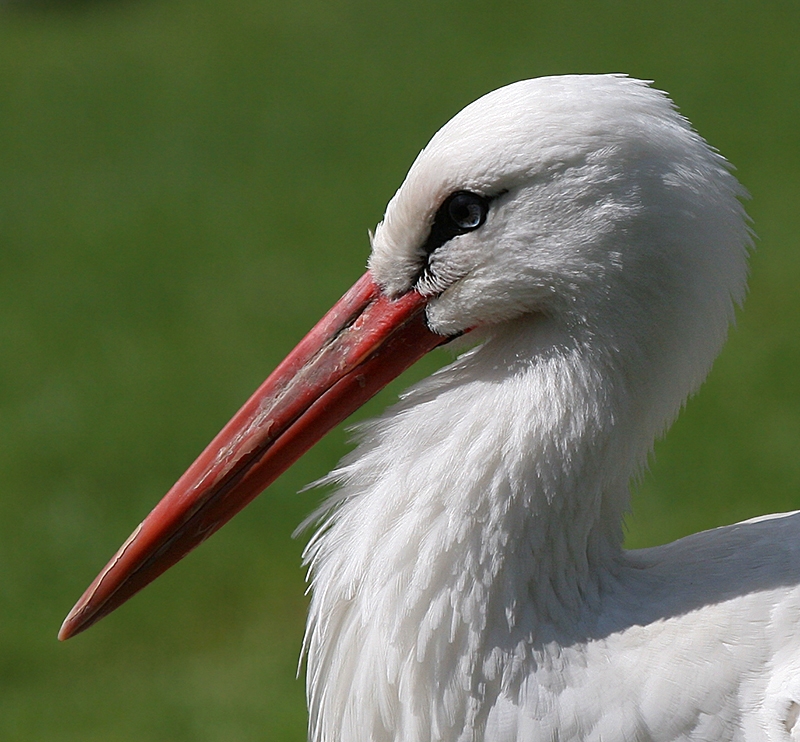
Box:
[58,614,78,642]
[59,581,107,641]
[58,598,92,641]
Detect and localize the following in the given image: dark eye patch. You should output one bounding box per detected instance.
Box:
[413,190,501,290]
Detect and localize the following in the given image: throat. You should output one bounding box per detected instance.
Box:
[302,322,636,740]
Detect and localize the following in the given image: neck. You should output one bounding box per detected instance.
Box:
[302,316,646,741]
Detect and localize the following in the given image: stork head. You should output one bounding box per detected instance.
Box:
[59,75,750,640]
[372,75,750,391]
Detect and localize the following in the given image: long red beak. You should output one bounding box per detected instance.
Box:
[59,271,448,640]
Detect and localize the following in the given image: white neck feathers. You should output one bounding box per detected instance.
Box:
[302,317,648,742]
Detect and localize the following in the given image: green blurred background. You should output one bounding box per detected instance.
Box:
[0,0,798,739]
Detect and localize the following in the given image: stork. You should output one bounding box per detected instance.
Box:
[60,75,800,741]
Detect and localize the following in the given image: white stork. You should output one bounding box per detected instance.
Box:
[60,75,800,742]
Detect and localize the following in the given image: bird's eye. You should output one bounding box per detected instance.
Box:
[445,191,489,231]
[420,190,491,258]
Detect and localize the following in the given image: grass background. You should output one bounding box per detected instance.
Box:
[0,0,798,739]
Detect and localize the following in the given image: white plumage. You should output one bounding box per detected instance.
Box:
[62,74,800,742]
[302,76,799,741]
